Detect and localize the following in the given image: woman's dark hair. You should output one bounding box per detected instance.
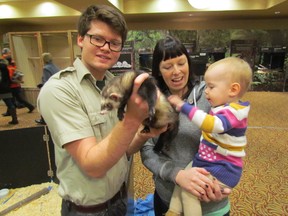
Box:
[152,35,196,98]
[78,5,128,43]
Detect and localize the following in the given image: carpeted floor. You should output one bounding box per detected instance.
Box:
[133,91,288,215]
[1,91,288,215]
[0,102,41,131]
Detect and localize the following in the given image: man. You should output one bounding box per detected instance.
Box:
[37,5,166,216]
[0,58,18,124]
[2,47,35,116]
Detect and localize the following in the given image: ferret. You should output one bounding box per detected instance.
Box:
[100,71,179,152]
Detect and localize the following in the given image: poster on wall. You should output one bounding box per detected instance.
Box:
[109,41,134,75]
[110,53,133,73]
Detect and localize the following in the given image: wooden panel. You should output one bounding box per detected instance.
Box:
[22,88,40,107]
[9,31,78,87]
[10,33,41,87]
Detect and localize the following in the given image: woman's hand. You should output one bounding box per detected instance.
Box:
[175,166,211,197]
[175,166,231,202]
[200,178,231,202]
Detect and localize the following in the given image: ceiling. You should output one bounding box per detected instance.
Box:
[0,0,288,28]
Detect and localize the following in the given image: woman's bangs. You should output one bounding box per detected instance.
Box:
[163,47,184,61]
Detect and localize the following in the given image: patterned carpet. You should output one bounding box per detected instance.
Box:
[0,102,41,131]
[133,91,288,215]
[1,91,288,215]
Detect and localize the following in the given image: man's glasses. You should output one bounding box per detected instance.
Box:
[86,34,122,52]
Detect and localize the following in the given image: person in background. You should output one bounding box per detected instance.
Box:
[166,57,252,216]
[1,48,34,117]
[41,52,60,85]
[1,48,11,61]
[140,36,231,216]
[37,5,166,216]
[35,52,60,124]
[0,58,18,124]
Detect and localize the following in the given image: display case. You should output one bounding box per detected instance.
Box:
[138,52,153,72]
[200,47,227,62]
[259,47,286,71]
[230,40,257,68]
[190,52,209,78]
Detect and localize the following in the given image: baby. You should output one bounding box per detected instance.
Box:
[166,57,252,216]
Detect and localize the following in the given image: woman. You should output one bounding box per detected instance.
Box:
[140,36,231,216]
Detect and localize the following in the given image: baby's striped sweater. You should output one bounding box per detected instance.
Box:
[181,101,250,187]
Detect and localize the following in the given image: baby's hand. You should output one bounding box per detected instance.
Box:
[168,95,185,111]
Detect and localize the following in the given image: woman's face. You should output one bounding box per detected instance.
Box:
[159,54,189,96]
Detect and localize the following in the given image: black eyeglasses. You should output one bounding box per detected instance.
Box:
[85,34,122,52]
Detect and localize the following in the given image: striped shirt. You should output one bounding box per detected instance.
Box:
[181,101,250,187]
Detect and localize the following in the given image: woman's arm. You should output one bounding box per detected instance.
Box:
[141,142,231,202]
[127,125,168,156]
[141,139,182,183]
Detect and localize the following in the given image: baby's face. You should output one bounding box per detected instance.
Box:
[204,64,233,107]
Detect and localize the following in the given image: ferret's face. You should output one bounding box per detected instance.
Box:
[100,99,116,111]
[100,92,122,114]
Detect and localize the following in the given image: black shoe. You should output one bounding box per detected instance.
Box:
[2,112,11,117]
[35,119,46,125]
[9,120,19,125]
[28,106,35,113]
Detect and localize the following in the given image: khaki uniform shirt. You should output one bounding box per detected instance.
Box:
[37,58,128,205]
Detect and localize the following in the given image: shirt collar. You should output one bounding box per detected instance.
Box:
[73,57,115,84]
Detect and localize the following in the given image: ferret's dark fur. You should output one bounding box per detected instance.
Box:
[100,71,179,152]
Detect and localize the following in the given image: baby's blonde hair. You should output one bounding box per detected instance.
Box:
[207,57,252,98]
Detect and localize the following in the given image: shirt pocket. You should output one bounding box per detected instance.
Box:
[88,112,107,140]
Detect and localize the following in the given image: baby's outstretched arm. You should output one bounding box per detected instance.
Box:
[168,95,185,111]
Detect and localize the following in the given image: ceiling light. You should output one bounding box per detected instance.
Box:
[0,4,13,18]
[188,0,210,9]
[38,2,58,16]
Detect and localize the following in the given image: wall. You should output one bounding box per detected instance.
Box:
[127,18,288,31]
[1,17,288,35]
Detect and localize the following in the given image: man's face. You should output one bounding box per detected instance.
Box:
[77,20,122,79]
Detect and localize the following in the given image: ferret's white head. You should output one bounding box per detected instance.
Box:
[100,92,122,114]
